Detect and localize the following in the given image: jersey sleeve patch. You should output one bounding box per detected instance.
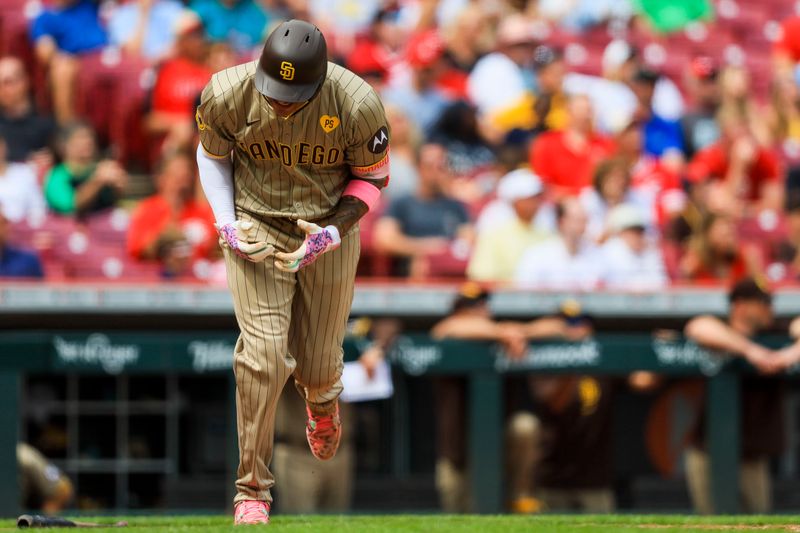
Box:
[367,126,389,154]
[351,152,390,180]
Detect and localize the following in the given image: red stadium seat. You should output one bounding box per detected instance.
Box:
[84,208,130,244]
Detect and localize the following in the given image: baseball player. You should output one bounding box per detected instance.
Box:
[195,19,390,524]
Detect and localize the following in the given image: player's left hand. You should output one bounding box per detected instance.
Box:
[274,219,341,273]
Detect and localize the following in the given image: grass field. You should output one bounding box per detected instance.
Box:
[3,515,800,532]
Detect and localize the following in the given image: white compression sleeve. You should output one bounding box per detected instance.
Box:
[196,145,235,226]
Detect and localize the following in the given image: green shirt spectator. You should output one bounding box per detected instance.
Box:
[44,123,127,216]
[44,163,115,215]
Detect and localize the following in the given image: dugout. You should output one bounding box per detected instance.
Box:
[3,283,800,516]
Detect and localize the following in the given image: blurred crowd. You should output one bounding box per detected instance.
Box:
[1,0,800,287]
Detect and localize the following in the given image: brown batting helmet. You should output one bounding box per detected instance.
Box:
[255,19,328,103]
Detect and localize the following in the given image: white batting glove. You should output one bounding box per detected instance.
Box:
[274,219,340,273]
[216,220,275,262]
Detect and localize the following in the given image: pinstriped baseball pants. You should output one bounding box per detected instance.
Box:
[223,214,359,504]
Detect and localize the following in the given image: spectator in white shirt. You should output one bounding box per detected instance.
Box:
[0,131,45,224]
[514,197,604,290]
[601,204,667,291]
[467,14,537,118]
[580,157,651,243]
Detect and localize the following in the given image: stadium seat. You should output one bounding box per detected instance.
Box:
[84,208,130,244]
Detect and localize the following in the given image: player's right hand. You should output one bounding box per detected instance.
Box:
[216,220,275,262]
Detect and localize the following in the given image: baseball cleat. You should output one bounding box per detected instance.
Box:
[306,402,342,460]
[234,500,270,525]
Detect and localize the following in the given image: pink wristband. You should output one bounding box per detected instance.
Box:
[343,179,382,211]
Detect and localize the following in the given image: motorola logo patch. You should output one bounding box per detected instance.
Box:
[368,126,389,154]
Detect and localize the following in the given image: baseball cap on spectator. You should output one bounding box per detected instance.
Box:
[690,56,718,80]
[558,298,592,327]
[497,168,543,202]
[608,204,647,234]
[175,10,204,37]
[406,30,445,68]
[496,14,538,47]
[452,282,490,312]
[532,45,561,71]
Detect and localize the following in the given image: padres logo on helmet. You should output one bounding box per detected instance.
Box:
[255,20,327,103]
[279,61,295,81]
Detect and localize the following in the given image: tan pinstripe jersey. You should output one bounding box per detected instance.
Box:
[196,61,390,221]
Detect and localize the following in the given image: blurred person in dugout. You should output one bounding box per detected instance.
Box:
[18,443,73,513]
[505,301,612,514]
[272,319,400,513]
[429,284,593,513]
[508,301,662,513]
[272,386,355,513]
[682,278,800,514]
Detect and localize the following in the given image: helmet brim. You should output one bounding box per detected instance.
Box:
[254,65,321,103]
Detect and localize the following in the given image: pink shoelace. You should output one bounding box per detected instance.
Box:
[234,500,270,525]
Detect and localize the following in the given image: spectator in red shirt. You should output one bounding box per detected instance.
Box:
[529,94,615,198]
[679,212,763,283]
[145,11,212,153]
[773,15,800,76]
[687,108,784,217]
[127,150,216,277]
[344,8,401,92]
[346,38,390,93]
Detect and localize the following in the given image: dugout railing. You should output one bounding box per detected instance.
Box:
[0,329,792,517]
